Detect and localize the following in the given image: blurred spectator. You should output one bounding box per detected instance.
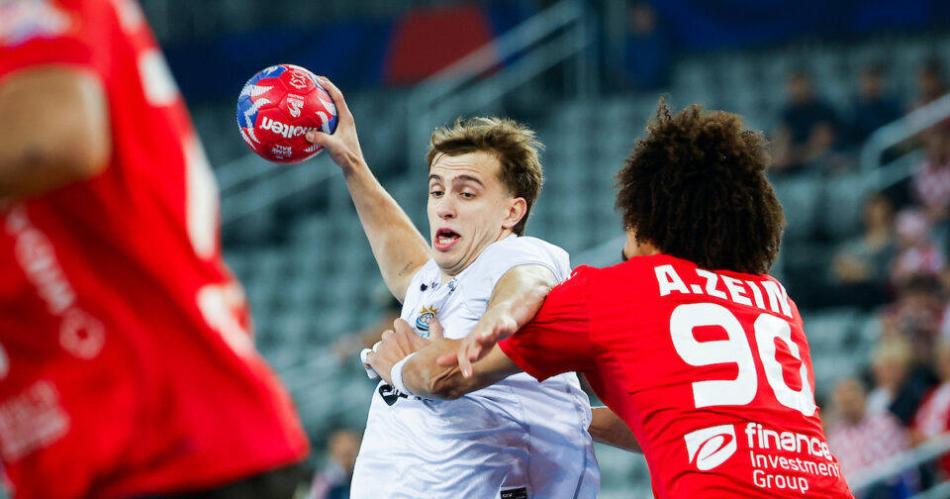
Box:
[867,336,933,426]
[891,210,945,286]
[827,378,915,497]
[848,63,902,146]
[911,130,950,247]
[828,193,897,308]
[622,2,670,92]
[771,70,842,174]
[912,341,950,478]
[913,58,948,109]
[882,276,946,369]
[308,429,361,499]
[867,337,913,415]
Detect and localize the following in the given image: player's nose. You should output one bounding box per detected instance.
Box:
[434,197,456,220]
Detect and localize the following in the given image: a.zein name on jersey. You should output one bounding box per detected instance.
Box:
[653,264,793,318]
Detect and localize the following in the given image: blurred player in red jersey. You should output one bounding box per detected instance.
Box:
[367,102,855,497]
[0,1,308,498]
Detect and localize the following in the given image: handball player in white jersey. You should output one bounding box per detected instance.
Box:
[305,78,599,498]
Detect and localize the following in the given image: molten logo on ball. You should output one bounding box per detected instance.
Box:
[236,64,338,163]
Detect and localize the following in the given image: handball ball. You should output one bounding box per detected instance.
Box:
[236,64,338,163]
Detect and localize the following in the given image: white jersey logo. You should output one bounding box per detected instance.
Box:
[684,424,737,471]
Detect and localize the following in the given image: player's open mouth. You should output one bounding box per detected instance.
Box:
[434,228,461,251]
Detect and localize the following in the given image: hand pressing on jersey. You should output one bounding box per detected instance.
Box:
[365,319,428,385]
[368,317,469,398]
[367,318,462,387]
[438,310,518,378]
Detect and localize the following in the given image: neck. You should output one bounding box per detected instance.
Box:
[437,230,515,283]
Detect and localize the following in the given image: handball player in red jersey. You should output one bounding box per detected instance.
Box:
[367,102,855,498]
[0,1,307,498]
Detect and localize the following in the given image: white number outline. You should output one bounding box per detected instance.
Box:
[670,303,816,416]
[670,303,756,408]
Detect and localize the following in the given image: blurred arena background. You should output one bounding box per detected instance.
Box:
[32,0,950,497]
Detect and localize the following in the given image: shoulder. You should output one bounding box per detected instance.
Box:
[475,235,571,282]
[545,265,598,301]
[482,235,567,261]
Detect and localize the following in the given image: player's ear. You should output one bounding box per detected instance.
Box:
[501,197,527,232]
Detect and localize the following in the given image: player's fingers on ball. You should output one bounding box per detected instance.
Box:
[317,76,350,115]
[381,329,394,342]
[304,130,330,145]
[372,340,383,353]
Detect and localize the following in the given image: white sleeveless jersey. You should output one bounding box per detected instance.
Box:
[351,235,599,498]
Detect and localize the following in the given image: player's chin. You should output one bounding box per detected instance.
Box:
[433,253,463,273]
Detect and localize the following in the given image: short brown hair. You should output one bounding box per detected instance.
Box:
[427,117,543,235]
[616,100,785,274]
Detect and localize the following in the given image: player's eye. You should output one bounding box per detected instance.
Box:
[429,189,444,198]
[459,191,476,199]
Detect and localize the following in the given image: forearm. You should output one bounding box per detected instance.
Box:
[589,406,641,453]
[340,162,429,301]
[482,265,556,334]
[403,343,519,400]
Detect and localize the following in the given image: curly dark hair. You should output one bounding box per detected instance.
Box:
[616,100,785,274]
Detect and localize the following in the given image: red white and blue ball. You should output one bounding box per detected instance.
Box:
[236,64,338,163]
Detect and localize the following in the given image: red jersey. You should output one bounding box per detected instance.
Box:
[500,254,853,498]
[0,1,307,498]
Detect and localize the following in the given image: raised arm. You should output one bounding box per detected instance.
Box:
[306,77,428,302]
[0,66,110,198]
